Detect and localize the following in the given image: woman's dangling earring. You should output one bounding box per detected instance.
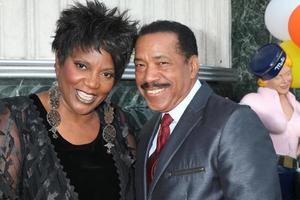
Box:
[47,81,61,139]
[102,101,116,154]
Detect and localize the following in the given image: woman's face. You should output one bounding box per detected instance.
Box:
[266,66,292,95]
[55,48,115,115]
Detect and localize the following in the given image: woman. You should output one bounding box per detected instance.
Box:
[240,43,300,200]
[0,1,137,199]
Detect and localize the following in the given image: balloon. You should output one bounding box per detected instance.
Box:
[280,40,300,88]
[288,5,300,47]
[265,0,300,41]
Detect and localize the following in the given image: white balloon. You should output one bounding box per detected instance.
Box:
[264,0,300,41]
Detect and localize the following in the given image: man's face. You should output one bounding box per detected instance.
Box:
[134,32,199,112]
[265,66,292,95]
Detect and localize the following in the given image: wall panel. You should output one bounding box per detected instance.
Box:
[0,0,231,68]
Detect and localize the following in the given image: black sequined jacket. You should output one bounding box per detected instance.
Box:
[0,96,135,200]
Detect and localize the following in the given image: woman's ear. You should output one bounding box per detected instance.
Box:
[189,55,200,79]
[54,55,61,77]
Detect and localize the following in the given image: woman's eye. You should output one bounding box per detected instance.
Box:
[102,72,115,79]
[75,63,87,70]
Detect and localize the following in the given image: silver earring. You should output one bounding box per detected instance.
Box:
[102,103,116,154]
[47,81,61,139]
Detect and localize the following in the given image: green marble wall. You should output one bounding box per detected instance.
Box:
[231,0,270,101]
[232,0,272,101]
[231,0,300,101]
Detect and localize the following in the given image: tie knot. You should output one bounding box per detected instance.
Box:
[161,113,173,127]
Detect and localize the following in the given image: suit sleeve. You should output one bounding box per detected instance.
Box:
[218,106,281,200]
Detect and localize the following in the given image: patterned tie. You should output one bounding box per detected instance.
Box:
[147,113,173,185]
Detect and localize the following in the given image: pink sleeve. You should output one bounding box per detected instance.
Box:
[240,94,287,134]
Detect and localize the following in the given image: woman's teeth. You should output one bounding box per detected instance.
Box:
[76,90,96,104]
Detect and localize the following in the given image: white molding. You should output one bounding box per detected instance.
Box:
[0,0,3,57]
[0,60,236,81]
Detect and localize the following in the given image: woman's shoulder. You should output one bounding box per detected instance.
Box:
[0,95,33,111]
[0,96,39,129]
[240,92,262,105]
[0,95,45,138]
[240,90,278,118]
[1,96,78,200]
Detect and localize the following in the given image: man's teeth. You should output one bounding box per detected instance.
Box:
[146,88,164,94]
[76,90,95,103]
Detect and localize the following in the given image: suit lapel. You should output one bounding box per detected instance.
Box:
[136,112,161,199]
[148,82,213,195]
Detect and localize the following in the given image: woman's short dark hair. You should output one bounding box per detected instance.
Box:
[138,20,198,59]
[52,0,137,82]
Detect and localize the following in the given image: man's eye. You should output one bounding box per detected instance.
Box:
[135,63,145,68]
[159,61,169,65]
[75,63,87,70]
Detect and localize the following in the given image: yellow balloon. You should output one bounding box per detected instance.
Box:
[280,40,300,88]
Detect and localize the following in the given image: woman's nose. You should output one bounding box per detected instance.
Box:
[85,73,101,89]
[282,74,291,83]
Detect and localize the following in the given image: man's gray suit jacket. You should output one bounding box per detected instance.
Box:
[135,81,281,200]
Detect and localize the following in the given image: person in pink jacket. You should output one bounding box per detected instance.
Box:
[240,43,300,200]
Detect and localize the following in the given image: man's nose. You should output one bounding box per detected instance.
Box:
[144,65,159,83]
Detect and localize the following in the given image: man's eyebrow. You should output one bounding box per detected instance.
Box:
[152,55,169,60]
[134,57,143,62]
[134,55,169,62]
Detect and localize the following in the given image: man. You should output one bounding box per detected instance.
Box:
[134,20,281,200]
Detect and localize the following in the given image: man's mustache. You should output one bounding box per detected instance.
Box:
[141,82,171,90]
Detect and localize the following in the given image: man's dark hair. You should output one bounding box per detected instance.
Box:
[138,20,198,59]
[52,0,138,82]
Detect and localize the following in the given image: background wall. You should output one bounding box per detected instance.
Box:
[0,0,233,133]
[1,0,298,132]
[0,0,231,68]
